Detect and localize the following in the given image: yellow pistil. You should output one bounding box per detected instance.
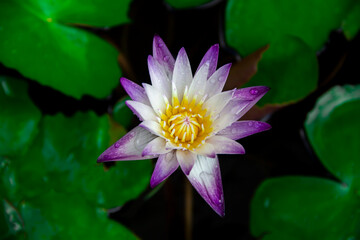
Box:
[161,89,213,150]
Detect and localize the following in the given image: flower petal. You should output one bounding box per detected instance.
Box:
[230,86,270,119]
[212,86,270,132]
[193,142,216,158]
[120,77,150,105]
[188,61,209,101]
[195,44,219,79]
[142,137,171,156]
[205,63,232,98]
[172,48,193,102]
[150,150,179,188]
[233,86,270,101]
[143,83,166,116]
[187,155,224,217]
[203,90,235,117]
[217,121,271,140]
[206,136,245,154]
[126,100,158,122]
[97,126,156,162]
[165,141,183,150]
[176,150,197,175]
[148,55,171,100]
[212,98,252,132]
[140,120,164,138]
[152,35,175,79]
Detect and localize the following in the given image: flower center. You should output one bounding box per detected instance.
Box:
[158,87,213,150]
[168,111,200,143]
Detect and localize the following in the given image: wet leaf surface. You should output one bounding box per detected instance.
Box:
[0,76,41,157]
[0,0,128,98]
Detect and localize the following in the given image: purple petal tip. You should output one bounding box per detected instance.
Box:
[97,153,111,163]
[153,34,163,44]
[208,194,225,217]
[233,86,270,100]
[119,77,128,85]
[178,47,187,56]
[210,43,219,51]
[262,122,272,131]
[249,86,270,96]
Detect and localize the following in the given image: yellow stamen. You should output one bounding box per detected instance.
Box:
[159,84,213,150]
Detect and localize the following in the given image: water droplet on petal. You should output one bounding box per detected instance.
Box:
[218,76,225,82]
[250,88,258,95]
[248,122,253,127]
[163,55,169,62]
[210,77,216,84]
[231,128,238,134]
[158,43,163,48]
[114,142,120,148]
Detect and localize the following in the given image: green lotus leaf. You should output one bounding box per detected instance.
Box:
[225,0,355,55]
[112,96,134,129]
[0,76,41,157]
[22,0,132,27]
[251,176,359,239]
[2,112,152,209]
[251,85,360,239]
[245,36,318,106]
[0,190,139,239]
[0,0,128,99]
[305,85,360,186]
[343,1,360,40]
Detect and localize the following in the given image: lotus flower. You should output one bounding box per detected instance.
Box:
[98,36,271,216]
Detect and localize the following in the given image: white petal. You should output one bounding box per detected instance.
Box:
[203,90,235,118]
[193,142,216,158]
[212,98,252,133]
[188,61,209,102]
[165,141,184,150]
[176,150,197,175]
[98,126,156,162]
[206,136,245,154]
[140,120,164,138]
[172,48,193,102]
[148,55,171,100]
[126,100,158,122]
[142,137,171,156]
[187,155,224,217]
[205,63,232,98]
[143,83,166,116]
[212,86,270,133]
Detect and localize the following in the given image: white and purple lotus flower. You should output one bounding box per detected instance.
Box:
[98,36,271,216]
